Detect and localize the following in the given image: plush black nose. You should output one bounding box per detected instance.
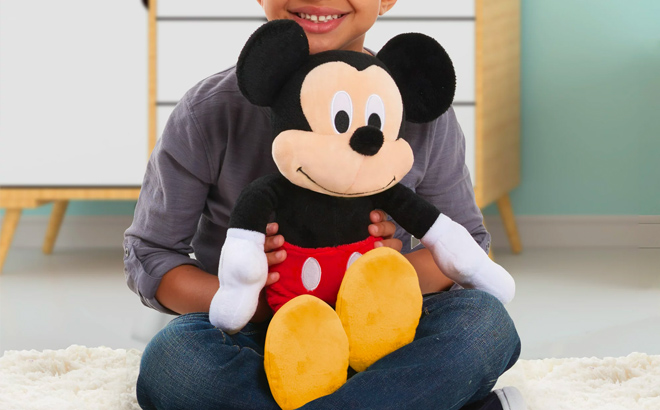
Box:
[349,126,384,156]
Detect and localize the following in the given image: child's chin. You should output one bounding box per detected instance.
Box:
[307,40,338,55]
[307,36,357,55]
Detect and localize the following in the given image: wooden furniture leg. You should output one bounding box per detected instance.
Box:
[496,193,522,254]
[0,208,22,274]
[43,200,69,255]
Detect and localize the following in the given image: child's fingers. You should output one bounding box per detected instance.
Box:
[369,210,387,224]
[265,271,280,286]
[264,234,284,252]
[266,222,279,236]
[374,238,403,252]
[267,249,287,267]
[368,219,397,239]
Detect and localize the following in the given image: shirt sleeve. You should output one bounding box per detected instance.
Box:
[123,95,219,314]
[408,107,491,254]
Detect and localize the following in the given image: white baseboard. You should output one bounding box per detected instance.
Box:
[485,215,660,250]
[1,214,658,250]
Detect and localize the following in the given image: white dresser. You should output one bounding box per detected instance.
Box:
[0,0,147,272]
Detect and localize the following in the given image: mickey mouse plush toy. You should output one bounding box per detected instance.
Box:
[209,20,515,410]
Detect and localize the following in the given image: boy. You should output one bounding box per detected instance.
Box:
[124,1,524,409]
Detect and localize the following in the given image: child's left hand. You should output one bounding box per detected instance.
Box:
[369,210,402,252]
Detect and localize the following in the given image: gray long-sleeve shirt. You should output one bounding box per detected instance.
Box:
[123,67,490,314]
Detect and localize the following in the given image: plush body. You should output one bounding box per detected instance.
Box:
[229,173,439,311]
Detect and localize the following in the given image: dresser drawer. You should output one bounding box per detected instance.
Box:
[366,21,475,103]
[0,0,148,186]
[158,0,265,18]
[157,21,263,102]
[385,0,475,18]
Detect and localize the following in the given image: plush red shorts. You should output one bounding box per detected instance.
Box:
[267,236,381,312]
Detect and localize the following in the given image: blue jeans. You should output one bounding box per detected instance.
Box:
[137,289,521,410]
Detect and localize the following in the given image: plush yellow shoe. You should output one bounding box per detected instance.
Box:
[264,295,349,410]
[336,247,423,372]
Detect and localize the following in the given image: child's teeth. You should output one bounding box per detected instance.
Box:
[298,13,341,23]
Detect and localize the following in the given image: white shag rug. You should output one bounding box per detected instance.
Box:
[0,346,141,410]
[1,346,659,410]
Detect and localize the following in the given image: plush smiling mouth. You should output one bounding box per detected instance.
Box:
[297,167,396,196]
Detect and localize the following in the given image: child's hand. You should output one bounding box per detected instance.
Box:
[369,210,402,252]
[264,222,285,286]
[250,223,285,323]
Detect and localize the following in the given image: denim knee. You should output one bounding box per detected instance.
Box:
[137,313,275,410]
[450,290,522,402]
[137,313,219,409]
[420,289,521,375]
[463,290,520,369]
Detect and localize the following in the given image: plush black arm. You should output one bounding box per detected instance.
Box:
[371,184,441,239]
[374,183,516,304]
[228,174,283,234]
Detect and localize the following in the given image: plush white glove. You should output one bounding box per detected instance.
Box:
[209,228,268,334]
[421,214,515,304]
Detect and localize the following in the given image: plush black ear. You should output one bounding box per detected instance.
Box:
[236,20,309,107]
[377,33,456,123]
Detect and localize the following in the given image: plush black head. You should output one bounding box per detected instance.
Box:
[236,20,455,198]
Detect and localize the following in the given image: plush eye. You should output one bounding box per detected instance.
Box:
[365,94,385,131]
[331,91,353,134]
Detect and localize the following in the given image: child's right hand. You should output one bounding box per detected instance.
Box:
[250,223,286,323]
[264,222,286,286]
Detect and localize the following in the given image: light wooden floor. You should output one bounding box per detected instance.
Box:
[1,247,659,359]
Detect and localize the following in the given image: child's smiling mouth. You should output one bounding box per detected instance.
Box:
[289,7,349,34]
[295,13,344,23]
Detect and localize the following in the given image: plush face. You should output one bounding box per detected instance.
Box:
[237,20,456,197]
[273,62,413,197]
[256,0,397,54]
